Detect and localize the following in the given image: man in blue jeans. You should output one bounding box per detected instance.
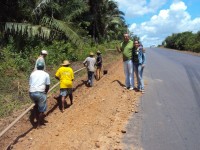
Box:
[117,33,134,90]
[83,52,96,87]
[29,62,50,127]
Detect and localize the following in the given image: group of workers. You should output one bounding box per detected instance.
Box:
[29,50,102,127]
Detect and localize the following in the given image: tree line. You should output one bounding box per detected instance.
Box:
[162,31,200,53]
[0,0,127,48]
[0,0,131,73]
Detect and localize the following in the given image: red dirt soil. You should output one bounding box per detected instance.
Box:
[0,58,143,150]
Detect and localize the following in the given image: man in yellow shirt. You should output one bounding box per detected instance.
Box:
[55,60,74,112]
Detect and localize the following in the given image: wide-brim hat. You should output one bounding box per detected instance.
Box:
[97,50,101,54]
[61,60,70,66]
[90,52,94,56]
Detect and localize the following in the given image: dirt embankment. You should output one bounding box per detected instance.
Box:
[0,56,142,150]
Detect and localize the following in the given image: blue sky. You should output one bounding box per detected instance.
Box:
[114,0,200,47]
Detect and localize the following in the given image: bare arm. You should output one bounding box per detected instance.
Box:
[116,46,121,53]
[45,85,50,93]
[55,76,60,81]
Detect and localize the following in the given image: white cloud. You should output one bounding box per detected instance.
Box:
[170,1,187,11]
[129,23,137,31]
[157,10,169,20]
[114,0,167,17]
[122,1,200,47]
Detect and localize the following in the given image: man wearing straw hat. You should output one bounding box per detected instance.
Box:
[96,50,103,80]
[83,52,96,87]
[55,60,74,112]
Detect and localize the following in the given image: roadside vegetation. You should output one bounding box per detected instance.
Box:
[162,31,200,53]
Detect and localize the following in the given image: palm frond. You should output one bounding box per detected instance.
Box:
[62,0,88,21]
[4,19,84,47]
[5,22,51,39]
[33,0,51,15]
[41,17,84,47]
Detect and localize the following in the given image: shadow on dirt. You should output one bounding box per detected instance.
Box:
[112,80,125,87]
[6,127,35,150]
[74,80,88,90]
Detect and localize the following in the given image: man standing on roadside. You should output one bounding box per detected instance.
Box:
[34,50,48,71]
[117,33,134,90]
[29,62,50,127]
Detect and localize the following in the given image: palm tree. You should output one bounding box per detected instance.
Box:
[0,0,127,47]
[0,0,89,48]
[100,0,126,40]
[86,0,126,42]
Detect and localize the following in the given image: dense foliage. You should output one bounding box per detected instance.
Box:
[0,0,127,46]
[163,31,200,53]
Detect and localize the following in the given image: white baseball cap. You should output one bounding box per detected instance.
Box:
[41,50,48,55]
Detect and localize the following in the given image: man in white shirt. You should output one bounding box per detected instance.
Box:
[29,62,50,127]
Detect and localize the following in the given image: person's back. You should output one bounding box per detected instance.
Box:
[55,60,74,112]
[29,62,50,127]
[55,66,74,88]
[96,55,102,67]
[83,52,96,87]
[84,56,96,72]
[29,69,50,92]
[96,50,102,80]
[34,50,48,71]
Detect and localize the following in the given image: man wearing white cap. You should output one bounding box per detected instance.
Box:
[34,50,48,71]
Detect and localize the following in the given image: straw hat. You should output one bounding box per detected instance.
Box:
[90,52,94,56]
[61,60,70,66]
[97,50,101,54]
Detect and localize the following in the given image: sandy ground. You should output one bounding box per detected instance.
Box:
[0,58,143,150]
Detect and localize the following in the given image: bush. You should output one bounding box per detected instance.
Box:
[191,43,200,53]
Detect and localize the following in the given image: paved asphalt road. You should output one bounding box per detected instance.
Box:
[123,48,200,150]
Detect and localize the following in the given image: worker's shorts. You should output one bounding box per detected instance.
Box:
[60,88,73,97]
[29,92,47,112]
